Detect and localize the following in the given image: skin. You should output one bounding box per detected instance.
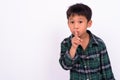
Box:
[68,15,92,59]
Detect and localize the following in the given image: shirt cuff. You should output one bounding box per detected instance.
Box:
[64,50,78,66]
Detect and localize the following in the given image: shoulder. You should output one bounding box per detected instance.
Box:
[88,30,106,46]
[61,35,72,44]
[92,34,107,49]
[61,35,72,48]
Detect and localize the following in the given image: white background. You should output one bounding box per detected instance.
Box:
[0,0,119,80]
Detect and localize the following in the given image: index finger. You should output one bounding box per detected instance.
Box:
[75,31,78,37]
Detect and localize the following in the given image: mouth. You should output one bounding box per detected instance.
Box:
[73,31,80,37]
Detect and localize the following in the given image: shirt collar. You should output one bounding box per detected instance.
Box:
[87,30,99,46]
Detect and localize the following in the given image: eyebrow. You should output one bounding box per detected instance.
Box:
[69,18,84,20]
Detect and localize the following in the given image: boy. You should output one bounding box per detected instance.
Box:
[59,3,115,80]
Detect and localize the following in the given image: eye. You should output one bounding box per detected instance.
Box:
[70,21,74,24]
[79,21,83,23]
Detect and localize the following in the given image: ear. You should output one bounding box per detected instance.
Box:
[87,20,92,28]
[67,20,70,27]
[67,20,69,25]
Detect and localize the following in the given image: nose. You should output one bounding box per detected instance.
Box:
[74,23,79,29]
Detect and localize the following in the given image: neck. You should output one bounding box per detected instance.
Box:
[80,32,90,50]
[79,32,89,40]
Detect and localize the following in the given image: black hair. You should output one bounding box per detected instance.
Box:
[66,3,92,21]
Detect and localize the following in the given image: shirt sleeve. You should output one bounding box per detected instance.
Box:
[59,40,78,70]
[100,46,115,80]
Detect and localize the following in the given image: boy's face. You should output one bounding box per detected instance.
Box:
[68,15,92,38]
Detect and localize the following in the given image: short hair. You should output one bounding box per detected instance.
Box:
[66,3,92,21]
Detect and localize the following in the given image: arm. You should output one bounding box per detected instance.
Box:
[59,40,78,70]
[100,46,115,80]
[59,33,82,70]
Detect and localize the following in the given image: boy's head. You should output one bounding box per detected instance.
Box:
[66,3,92,22]
[66,3,92,38]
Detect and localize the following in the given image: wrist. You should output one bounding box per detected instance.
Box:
[71,45,78,50]
[70,46,77,59]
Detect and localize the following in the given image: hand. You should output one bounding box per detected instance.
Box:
[70,31,83,59]
[71,31,83,49]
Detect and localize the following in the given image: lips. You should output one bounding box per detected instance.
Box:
[74,31,79,36]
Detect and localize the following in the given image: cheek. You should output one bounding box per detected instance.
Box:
[69,27,74,33]
[68,25,73,30]
[70,28,74,33]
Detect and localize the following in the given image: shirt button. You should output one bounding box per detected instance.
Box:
[86,56,89,59]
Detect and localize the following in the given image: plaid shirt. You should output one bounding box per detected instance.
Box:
[59,30,115,80]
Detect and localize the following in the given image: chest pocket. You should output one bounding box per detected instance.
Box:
[87,53,100,69]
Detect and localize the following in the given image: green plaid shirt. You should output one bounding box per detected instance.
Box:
[59,30,115,80]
